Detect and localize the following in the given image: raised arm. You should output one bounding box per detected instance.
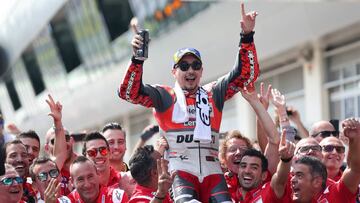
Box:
[341,118,360,194]
[271,129,295,198]
[46,94,67,170]
[240,85,280,174]
[118,33,172,112]
[150,159,175,203]
[211,3,260,111]
[256,82,272,152]
[271,89,296,142]
[287,106,309,138]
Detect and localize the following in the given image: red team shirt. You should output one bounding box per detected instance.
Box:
[57,186,128,203]
[129,184,172,203]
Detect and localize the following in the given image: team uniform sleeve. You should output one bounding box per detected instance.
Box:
[118,57,172,112]
[211,31,260,111]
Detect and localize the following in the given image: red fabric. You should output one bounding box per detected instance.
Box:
[331,170,343,182]
[225,170,272,202]
[280,178,357,203]
[57,186,128,203]
[60,168,72,195]
[224,171,240,202]
[174,171,230,202]
[107,166,121,187]
[22,181,36,202]
[236,182,283,203]
[312,179,356,203]
[129,184,172,203]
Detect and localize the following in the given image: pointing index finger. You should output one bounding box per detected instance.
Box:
[241,2,246,19]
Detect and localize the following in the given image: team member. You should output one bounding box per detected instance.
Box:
[4,140,35,202]
[102,122,128,172]
[129,145,174,203]
[18,130,41,165]
[279,117,360,202]
[45,94,77,195]
[29,157,65,202]
[319,136,345,181]
[236,129,294,202]
[50,156,128,203]
[0,164,25,203]
[119,3,259,202]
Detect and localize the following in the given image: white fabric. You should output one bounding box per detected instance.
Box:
[194,87,212,143]
[172,82,189,123]
[172,83,212,143]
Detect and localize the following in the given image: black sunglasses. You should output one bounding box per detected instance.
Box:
[50,134,70,145]
[0,176,23,186]
[176,61,202,71]
[37,169,60,182]
[297,145,322,154]
[311,131,339,138]
[321,145,345,154]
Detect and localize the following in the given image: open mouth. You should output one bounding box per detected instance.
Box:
[292,184,300,196]
[15,164,25,171]
[185,75,196,82]
[242,176,253,184]
[95,160,106,165]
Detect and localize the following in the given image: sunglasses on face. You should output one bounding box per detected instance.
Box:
[0,177,23,186]
[311,131,339,138]
[50,134,70,145]
[37,169,60,182]
[297,145,322,154]
[176,61,202,71]
[321,145,345,154]
[86,147,108,158]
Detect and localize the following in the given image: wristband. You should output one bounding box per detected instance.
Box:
[52,126,64,132]
[281,157,293,163]
[154,195,165,200]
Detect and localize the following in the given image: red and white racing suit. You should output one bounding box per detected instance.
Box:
[119,32,259,202]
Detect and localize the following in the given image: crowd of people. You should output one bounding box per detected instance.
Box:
[1,2,360,203]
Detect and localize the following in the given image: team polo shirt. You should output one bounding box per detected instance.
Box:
[129,184,172,203]
[57,186,128,203]
[108,166,121,187]
[312,179,356,203]
[238,182,283,203]
[60,168,72,195]
[225,170,273,202]
[331,170,342,182]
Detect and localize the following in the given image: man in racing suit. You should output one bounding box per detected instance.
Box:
[119,3,259,202]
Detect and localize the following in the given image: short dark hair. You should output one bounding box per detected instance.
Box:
[102,122,126,136]
[129,145,156,185]
[241,148,268,172]
[295,156,327,190]
[82,132,110,156]
[29,156,58,181]
[102,122,122,132]
[72,155,91,165]
[18,130,41,146]
[4,139,26,154]
[70,156,96,175]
